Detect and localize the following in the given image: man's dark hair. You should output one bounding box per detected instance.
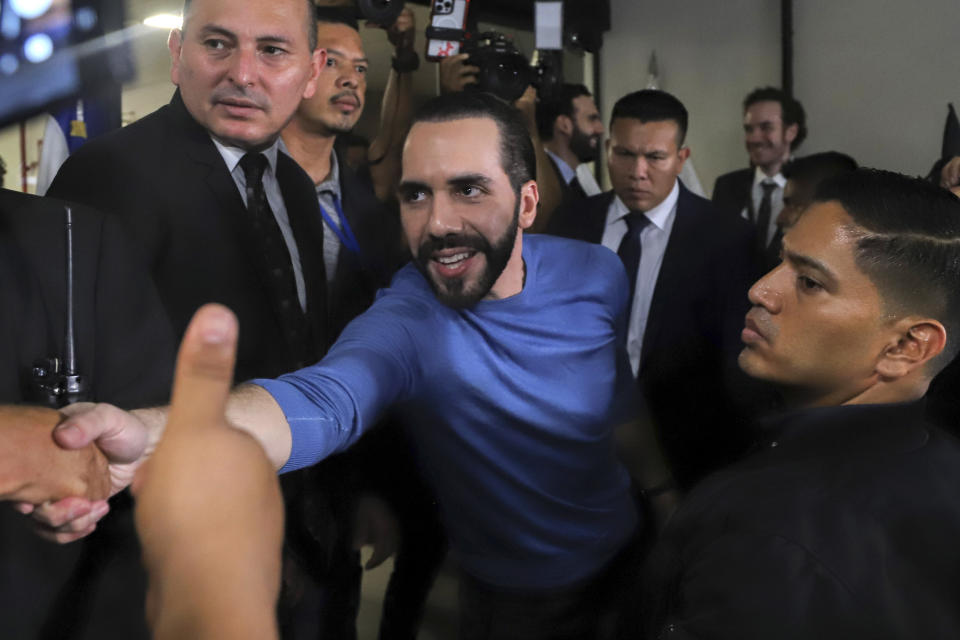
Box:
[783,152,858,198]
[314,5,360,31]
[182,0,319,51]
[535,84,592,141]
[610,90,688,146]
[815,168,960,369]
[410,92,536,193]
[744,87,807,151]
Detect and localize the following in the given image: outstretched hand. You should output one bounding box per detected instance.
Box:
[133,303,283,639]
[0,406,110,505]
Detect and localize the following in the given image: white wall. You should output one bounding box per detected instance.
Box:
[602,0,960,193]
[794,0,960,177]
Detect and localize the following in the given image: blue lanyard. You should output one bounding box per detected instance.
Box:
[318,195,361,257]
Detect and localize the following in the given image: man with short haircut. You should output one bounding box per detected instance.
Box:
[713,87,807,266]
[548,89,760,491]
[33,92,668,639]
[536,83,604,202]
[645,169,960,638]
[43,0,331,635]
[279,9,439,639]
[48,0,324,381]
[778,151,858,231]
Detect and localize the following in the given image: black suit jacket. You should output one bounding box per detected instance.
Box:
[546,153,588,204]
[713,167,785,271]
[644,401,960,639]
[711,166,753,219]
[0,189,174,406]
[48,91,332,381]
[547,183,764,488]
[0,189,173,640]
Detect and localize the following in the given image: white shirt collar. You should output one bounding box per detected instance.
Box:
[752,165,787,189]
[607,179,680,231]
[211,136,281,175]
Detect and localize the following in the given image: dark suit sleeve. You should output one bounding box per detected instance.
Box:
[90,210,174,408]
[659,532,866,639]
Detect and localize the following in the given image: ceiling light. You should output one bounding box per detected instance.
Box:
[143,14,182,29]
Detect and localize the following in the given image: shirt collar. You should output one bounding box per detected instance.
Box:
[545,148,577,185]
[752,165,787,189]
[315,150,342,200]
[212,136,281,175]
[607,178,680,231]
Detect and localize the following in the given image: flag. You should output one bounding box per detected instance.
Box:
[941,103,960,160]
[640,51,705,196]
[36,90,121,195]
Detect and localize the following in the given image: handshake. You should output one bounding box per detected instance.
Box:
[1,305,284,639]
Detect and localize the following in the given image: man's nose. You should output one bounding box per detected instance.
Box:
[631,156,649,180]
[228,47,257,87]
[337,65,360,89]
[425,194,463,237]
[747,263,786,313]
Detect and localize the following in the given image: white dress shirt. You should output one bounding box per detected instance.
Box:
[213,137,307,311]
[601,179,680,375]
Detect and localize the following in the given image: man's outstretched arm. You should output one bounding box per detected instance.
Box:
[133,304,282,640]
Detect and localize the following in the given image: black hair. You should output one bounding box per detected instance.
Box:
[610,90,688,146]
[535,83,592,141]
[814,168,960,369]
[182,0,318,51]
[782,151,858,205]
[743,86,807,151]
[410,92,537,193]
[313,5,360,31]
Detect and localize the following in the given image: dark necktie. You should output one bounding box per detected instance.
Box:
[755,180,777,251]
[617,210,651,311]
[569,175,587,200]
[239,152,312,367]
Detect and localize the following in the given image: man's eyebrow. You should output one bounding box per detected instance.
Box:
[398,180,430,192]
[196,25,237,41]
[326,48,369,63]
[448,174,491,186]
[784,248,836,280]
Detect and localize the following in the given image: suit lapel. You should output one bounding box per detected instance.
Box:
[640,184,701,372]
[277,152,328,354]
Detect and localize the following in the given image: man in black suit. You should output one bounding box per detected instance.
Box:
[48,0,325,381]
[712,87,807,270]
[0,188,174,638]
[536,83,605,204]
[548,89,761,491]
[644,169,960,639]
[44,0,371,637]
[279,10,443,640]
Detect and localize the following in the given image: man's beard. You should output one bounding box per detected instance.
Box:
[569,126,600,164]
[414,203,520,309]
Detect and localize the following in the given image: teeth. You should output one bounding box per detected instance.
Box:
[436,252,470,265]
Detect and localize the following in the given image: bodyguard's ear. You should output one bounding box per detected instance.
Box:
[875,319,947,380]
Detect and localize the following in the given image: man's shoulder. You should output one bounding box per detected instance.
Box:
[527,234,627,302]
[714,167,753,185]
[678,183,754,238]
[545,190,614,240]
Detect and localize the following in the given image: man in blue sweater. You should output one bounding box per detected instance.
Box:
[25,93,672,638]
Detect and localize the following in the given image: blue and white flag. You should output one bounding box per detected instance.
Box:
[36,92,121,195]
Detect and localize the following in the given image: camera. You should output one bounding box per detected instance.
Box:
[354,0,405,27]
[461,32,562,104]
